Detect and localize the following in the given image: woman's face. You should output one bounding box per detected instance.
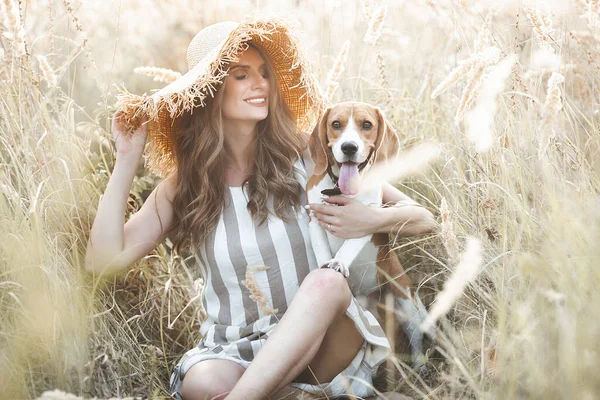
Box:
[222,46,270,126]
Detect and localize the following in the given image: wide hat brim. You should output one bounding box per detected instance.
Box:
[116,16,325,177]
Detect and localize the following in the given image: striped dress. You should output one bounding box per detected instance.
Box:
[169,157,391,398]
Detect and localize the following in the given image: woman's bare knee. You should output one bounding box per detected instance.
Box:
[180,359,244,400]
[300,268,352,311]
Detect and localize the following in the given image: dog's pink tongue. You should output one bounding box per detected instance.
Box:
[339,163,361,196]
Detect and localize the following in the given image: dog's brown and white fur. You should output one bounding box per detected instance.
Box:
[305,102,434,368]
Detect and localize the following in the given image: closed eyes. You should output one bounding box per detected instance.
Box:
[234,70,269,80]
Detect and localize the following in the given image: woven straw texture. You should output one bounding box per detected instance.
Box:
[116,16,325,177]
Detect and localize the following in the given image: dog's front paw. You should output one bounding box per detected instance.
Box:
[319,259,349,278]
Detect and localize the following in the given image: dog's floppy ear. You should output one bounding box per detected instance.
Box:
[308,108,332,175]
[373,107,400,165]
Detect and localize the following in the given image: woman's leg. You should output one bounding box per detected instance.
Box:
[179,359,324,400]
[225,268,365,399]
[292,312,363,384]
[181,359,244,400]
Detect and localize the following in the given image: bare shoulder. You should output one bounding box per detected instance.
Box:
[158,172,177,203]
[138,172,177,224]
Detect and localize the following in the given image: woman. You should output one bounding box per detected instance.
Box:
[86,18,435,399]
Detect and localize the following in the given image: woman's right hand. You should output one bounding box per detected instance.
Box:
[111,110,148,158]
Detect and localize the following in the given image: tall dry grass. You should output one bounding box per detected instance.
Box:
[1,0,600,399]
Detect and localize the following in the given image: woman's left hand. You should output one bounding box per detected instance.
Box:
[307,196,381,239]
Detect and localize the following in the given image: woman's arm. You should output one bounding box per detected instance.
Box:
[375,181,436,236]
[306,181,436,239]
[85,113,176,276]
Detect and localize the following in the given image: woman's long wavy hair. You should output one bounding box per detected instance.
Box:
[169,42,306,255]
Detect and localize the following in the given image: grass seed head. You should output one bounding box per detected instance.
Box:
[364,6,387,45]
[421,237,483,332]
[133,66,183,83]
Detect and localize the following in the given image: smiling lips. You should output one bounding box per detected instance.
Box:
[245,97,267,106]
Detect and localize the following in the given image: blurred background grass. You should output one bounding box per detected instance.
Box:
[1,0,599,398]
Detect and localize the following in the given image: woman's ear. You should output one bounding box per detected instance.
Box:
[308,108,331,175]
[373,107,400,165]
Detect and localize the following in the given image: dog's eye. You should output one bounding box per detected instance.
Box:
[362,121,373,130]
[331,121,341,129]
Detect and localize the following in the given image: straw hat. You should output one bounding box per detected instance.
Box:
[116,16,325,177]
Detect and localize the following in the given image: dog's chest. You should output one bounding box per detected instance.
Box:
[328,232,380,294]
[309,176,383,295]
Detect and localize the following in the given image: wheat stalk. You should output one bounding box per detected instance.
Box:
[541,72,565,129]
[359,142,441,192]
[421,237,483,333]
[465,54,517,152]
[325,40,351,101]
[241,265,278,316]
[133,66,182,83]
[474,10,494,53]
[524,63,577,80]
[62,0,104,92]
[47,0,55,54]
[361,0,374,20]
[440,197,460,264]
[574,0,600,28]
[37,55,58,86]
[537,72,565,157]
[455,62,486,124]
[431,57,478,99]
[432,26,501,122]
[569,29,600,43]
[523,5,554,46]
[512,62,530,96]
[454,46,501,124]
[364,5,387,45]
[1,0,27,56]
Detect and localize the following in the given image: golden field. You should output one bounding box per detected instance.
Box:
[1,0,599,399]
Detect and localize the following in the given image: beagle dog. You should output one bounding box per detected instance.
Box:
[305,101,434,368]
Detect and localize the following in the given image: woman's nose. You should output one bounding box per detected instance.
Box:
[252,73,268,90]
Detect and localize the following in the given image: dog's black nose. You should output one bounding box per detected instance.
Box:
[341,141,359,156]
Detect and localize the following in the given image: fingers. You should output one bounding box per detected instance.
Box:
[317,219,337,231]
[317,220,349,238]
[313,212,338,225]
[111,110,127,133]
[111,111,120,126]
[305,196,353,213]
[138,114,149,127]
[307,204,336,216]
[322,195,352,205]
